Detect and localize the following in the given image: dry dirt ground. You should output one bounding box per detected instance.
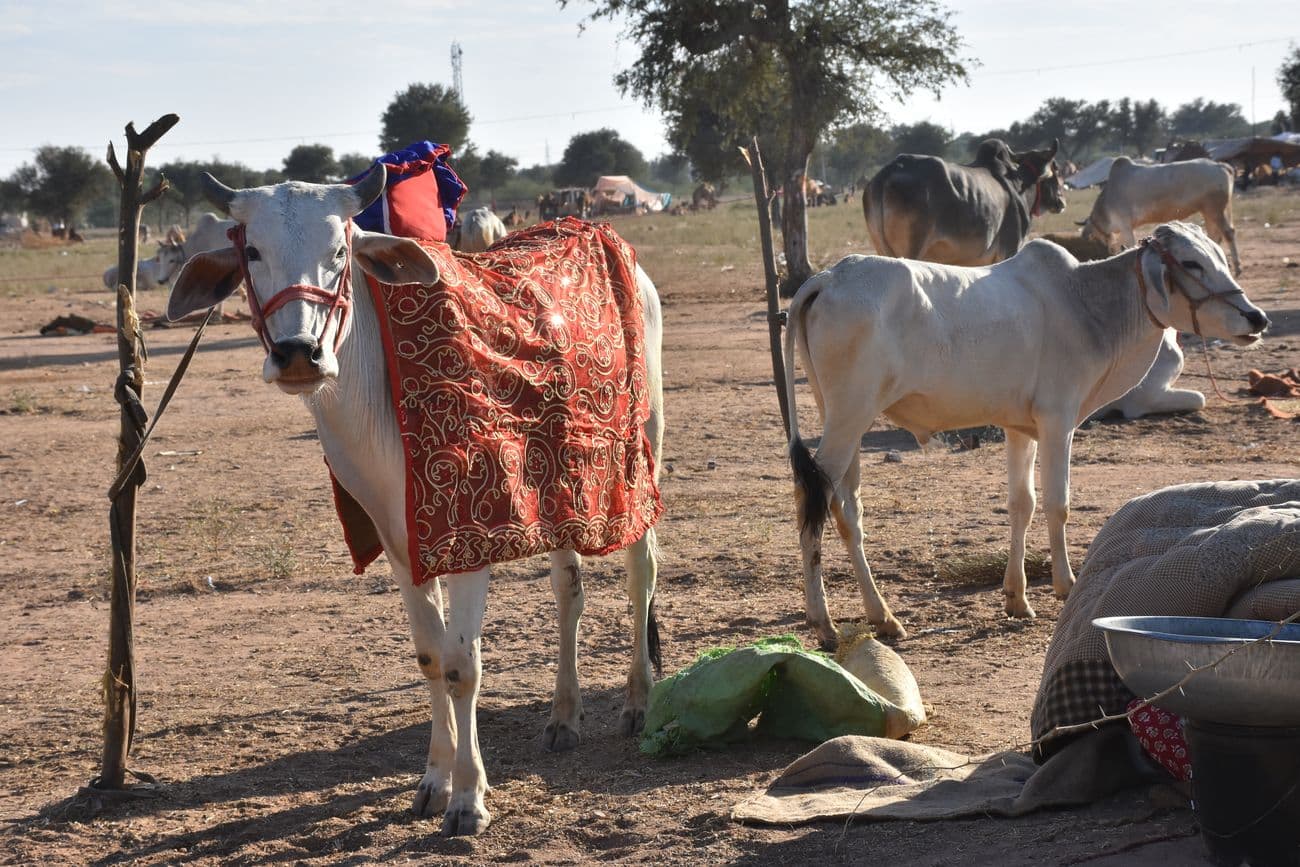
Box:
[1,202,1298,865]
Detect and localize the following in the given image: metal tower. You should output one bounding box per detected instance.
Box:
[451,42,464,102]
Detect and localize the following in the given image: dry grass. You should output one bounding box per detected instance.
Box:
[936,550,1053,588]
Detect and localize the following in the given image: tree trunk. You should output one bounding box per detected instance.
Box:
[95,115,178,792]
[743,137,791,441]
[778,125,815,298]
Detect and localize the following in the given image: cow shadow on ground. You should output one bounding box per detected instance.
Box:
[17,682,805,863]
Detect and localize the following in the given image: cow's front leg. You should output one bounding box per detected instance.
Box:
[1002,430,1038,619]
[544,550,584,751]
[398,574,456,818]
[1038,422,1077,600]
[620,528,658,736]
[831,457,905,639]
[441,568,491,836]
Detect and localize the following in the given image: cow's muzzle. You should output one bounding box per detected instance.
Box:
[269,336,327,390]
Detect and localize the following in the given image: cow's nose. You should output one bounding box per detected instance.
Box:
[270,336,324,371]
[1246,310,1269,333]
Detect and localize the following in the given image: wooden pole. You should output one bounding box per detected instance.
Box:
[93,114,178,792]
[740,136,791,441]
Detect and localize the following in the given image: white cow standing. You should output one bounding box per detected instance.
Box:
[782,223,1268,645]
[1082,157,1241,275]
[165,168,664,836]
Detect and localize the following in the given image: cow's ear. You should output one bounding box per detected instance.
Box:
[353,231,441,285]
[1140,247,1173,324]
[167,247,243,321]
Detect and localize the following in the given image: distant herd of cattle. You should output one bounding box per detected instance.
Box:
[115,138,1248,427]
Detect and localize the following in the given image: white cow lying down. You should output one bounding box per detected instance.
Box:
[1094,330,1204,419]
[102,240,187,291]
[165,169,664,836]
[782,222,1268,645]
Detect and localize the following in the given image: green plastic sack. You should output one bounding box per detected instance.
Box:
[640,635,892,756]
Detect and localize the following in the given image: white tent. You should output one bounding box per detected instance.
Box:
[1065,156,1154,189]
[592,176,671,213]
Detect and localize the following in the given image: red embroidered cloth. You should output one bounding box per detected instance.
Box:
[1126,700,1192,782]
[332,217,663,584]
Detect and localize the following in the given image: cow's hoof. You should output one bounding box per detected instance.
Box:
[412,770,451,818]
[873,617,908,641]
[809,620,839,652]
[618,706,645,737]
[441,799,490,836]
[542,720,580,752]
[1006,598,1037,620]
[1053,579,1075,600]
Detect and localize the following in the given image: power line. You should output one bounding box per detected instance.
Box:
[981,35,1297,77]
[0,106,645,155]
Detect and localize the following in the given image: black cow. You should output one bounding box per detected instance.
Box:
[864,139,1063,266]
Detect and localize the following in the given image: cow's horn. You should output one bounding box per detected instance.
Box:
[350,163,387,214]
[201,172,237,216]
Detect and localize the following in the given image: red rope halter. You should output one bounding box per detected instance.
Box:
[229,221,355,354]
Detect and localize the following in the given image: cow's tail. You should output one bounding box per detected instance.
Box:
[783,282,834,540]
[647,596,662,675]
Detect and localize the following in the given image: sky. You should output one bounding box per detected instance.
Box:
[1,1,1295,180]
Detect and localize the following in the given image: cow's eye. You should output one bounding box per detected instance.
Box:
[245,246,261,262]
[335,246,347,260]
[1180,260,1203,272]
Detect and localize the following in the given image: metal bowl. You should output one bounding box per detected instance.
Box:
[1094,616,1300,726]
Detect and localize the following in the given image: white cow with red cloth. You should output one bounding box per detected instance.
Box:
[165,166,665,837]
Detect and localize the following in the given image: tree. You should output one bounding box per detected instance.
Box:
[1169,98,1250,139]
[1280,45,1300,129]
[282,143,339,182]
[160,159,266,225]
[380,83,471,153]
[478,150,518,198]
[554,129,648,187]
[1109,98,1135,155]
[1131,99,1168,157]
[16,146,112,229]
[1271,110,1292,135]
[649,152,692,187]
[657,43,789,185]
[0,174,27,216]
[889,121,950,158]
[570,0,966,293]
[337,152,375,179]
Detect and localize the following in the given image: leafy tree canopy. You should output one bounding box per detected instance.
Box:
[1169,98,1250,140]
[1277,45,1300,129]
[554,129,648,187]
[479,149,519,193]
[888,121,950,158]
[567,0,967,289]
[14,146,111,226]
[337,152,376,179]
[282,143,339,183]
[380,83,471,154]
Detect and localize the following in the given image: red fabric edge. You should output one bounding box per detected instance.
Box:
[364,272,430,585]
[324,456,383,574]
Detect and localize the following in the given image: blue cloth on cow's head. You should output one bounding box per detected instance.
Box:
[347,141,468,242]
